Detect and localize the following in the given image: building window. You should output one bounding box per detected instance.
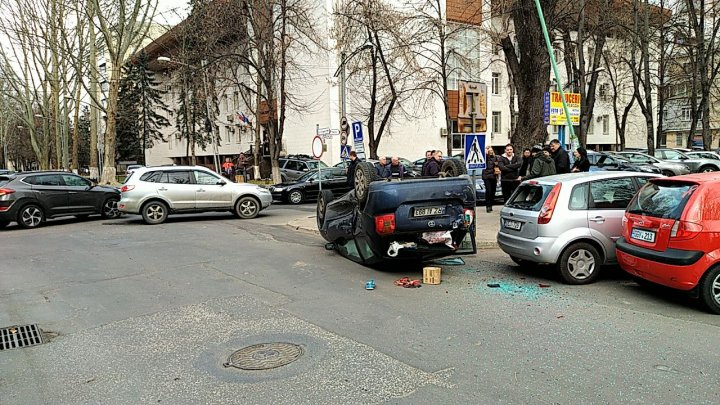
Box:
[491,73,500,95]
[551,125,559,134]
[553,43,562,62]
[492,111,502,133]
[681,107,691,121]
[452,133,463,149]
[663,110,668,120]
[602,115,609,135]
[493,43,500,55]
[222,95,228,112]
[675,135,683,146]
[233,92,239,110]
[598,83,608,101]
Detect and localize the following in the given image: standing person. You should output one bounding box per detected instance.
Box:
[481,146,499,212]
[221,157,235,181]
[571,147,591,172]
[520,146,556,181]
[346,151,359,186]
[498,144,522,201]
[387,156,406,179]
[376,156,390,178]
[426,150,442,177]
[421,150,434,176]
[519,148,533,177]
[549,139,570,174]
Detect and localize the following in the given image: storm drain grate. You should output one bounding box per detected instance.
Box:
[223,342,303,370]
[0,324,44,351]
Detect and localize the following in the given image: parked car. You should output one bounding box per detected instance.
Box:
[652,148,720,173]
[318,159,475,264]
[615,151,691,176]
[496,171,662,284]
[126,164,144,174]
[0,171,121,229]
[588,152,661,174]
[270,167,351,204]
[467,169,504,204]
[0,169,15,175]
[686,151,720,162]
[118,165,272,224]
[617,173,720,313]
[279,155,328,182]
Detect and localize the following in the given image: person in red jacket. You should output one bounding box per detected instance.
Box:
[221,157,235,181]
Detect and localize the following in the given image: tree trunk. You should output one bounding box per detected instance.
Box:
[88,0,99,178]
[71,85,81,171]
[100,68,120,183]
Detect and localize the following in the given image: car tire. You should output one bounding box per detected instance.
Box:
[141,201,168,225]
[662,170,674,177]
[699,265,720,314]
[101,197,121,219]
[699,165,717,173]
[557,242,601,285]
[234,196,260,219]
[17,204,44,229]
[440,159,467,177]
[317,189,335,241]
[287,190,304,205]
[354,161,379,208]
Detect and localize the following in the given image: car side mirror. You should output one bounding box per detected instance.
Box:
[216,181,226,186]
[324,242,336,250]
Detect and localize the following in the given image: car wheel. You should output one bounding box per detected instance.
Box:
[141,201,168,225]
[661,170,674,177]
[101,197,121,219]
[354,161,379,208]
[699,165,717,173]
[234,196,260,219]
[317,189,335,241]
[440,159,467,177]
[287,190,304,205]
[699,265,720,314]
[557,242,601,285]
[17,204,44,229]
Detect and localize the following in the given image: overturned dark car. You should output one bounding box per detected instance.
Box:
[317,160,477,265]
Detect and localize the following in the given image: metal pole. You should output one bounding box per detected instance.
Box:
[316,123,322,193]
[533,0,577,145]
[201,60,221,174]
[340,51,346,122]
[470,108,477,198]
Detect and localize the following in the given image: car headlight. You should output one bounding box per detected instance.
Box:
[271,187,282,192]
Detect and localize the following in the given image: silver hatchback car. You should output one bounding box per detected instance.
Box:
[496,171,662,284]
[119,165,272,224]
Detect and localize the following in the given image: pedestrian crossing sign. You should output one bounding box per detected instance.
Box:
[464,134,486,170]
[340,145,351,161]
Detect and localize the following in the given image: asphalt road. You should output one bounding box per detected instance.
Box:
[1,205,719,404]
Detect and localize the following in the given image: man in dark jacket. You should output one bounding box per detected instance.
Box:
[549,139,570,174]
[376,156,391,178]
[498,143,522,201]
[521,146,557,181]
[421,150,434,176]
[346,151,359,186]
[387,156,406,179]
[426,151,442,177]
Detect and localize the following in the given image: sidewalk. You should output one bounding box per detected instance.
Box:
[287,207,500,249]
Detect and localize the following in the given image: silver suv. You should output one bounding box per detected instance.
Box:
[496,171,661,284]
[119,165,272,224]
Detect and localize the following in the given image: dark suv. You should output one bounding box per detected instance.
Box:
[0,171,121,229]
[279,155,328,181]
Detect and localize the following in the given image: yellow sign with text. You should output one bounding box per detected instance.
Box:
[549,92,581,125]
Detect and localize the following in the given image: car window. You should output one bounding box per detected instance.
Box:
[569,183,589,210]
[0,176,11,187]
[661,150,683,160]
[505,183,554,212]
[589,177,636,209]
[306,160,328,169]
[336,239,363,263]
[26,174,63,186]
[278,159,288,168]
[628,181,697,220]
[635,177,651,187]
[284,160,302,171]
[62,174,89,187]
[160,171,192,184]
[140,171,162,183]
[194,170,221,185]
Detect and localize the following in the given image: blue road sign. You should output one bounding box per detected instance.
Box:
[543,92,550,125]
[351,121,366,160]
[464,134,486,170]
[340,145,351,161]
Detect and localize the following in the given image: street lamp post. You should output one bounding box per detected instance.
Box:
[158,56,221,174]
[333,43,374,123]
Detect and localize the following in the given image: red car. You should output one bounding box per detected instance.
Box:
[616,173,720,313]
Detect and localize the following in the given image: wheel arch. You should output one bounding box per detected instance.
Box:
[140,197,172,213]
[560,237,607,264]
[234,193,261,208]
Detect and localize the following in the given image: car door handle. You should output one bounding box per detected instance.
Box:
[158,187,167,191]
[590,216,605,223]
[197,189,205,192]
[68,191,78,194]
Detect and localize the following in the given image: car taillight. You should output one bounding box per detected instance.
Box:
[120,185,135,192]
[670,220,703,240]
[463,209,474,226]
[0,188,15,197]
[375,214,396,235]
[538,183,562,225]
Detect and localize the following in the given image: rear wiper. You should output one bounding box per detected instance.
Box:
[626,209,644,214]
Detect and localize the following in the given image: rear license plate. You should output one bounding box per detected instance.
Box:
[503,219,522,231]
[413,206,445,217]
[631,228,656,243]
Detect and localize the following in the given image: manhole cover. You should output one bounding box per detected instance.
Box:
[223,343,303,370]
[1,324,44,351]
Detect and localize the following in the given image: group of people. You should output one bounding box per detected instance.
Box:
[220,154,249,182]
[480,139,589,212]
[345,148,448,186]
[420,150,445,177]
